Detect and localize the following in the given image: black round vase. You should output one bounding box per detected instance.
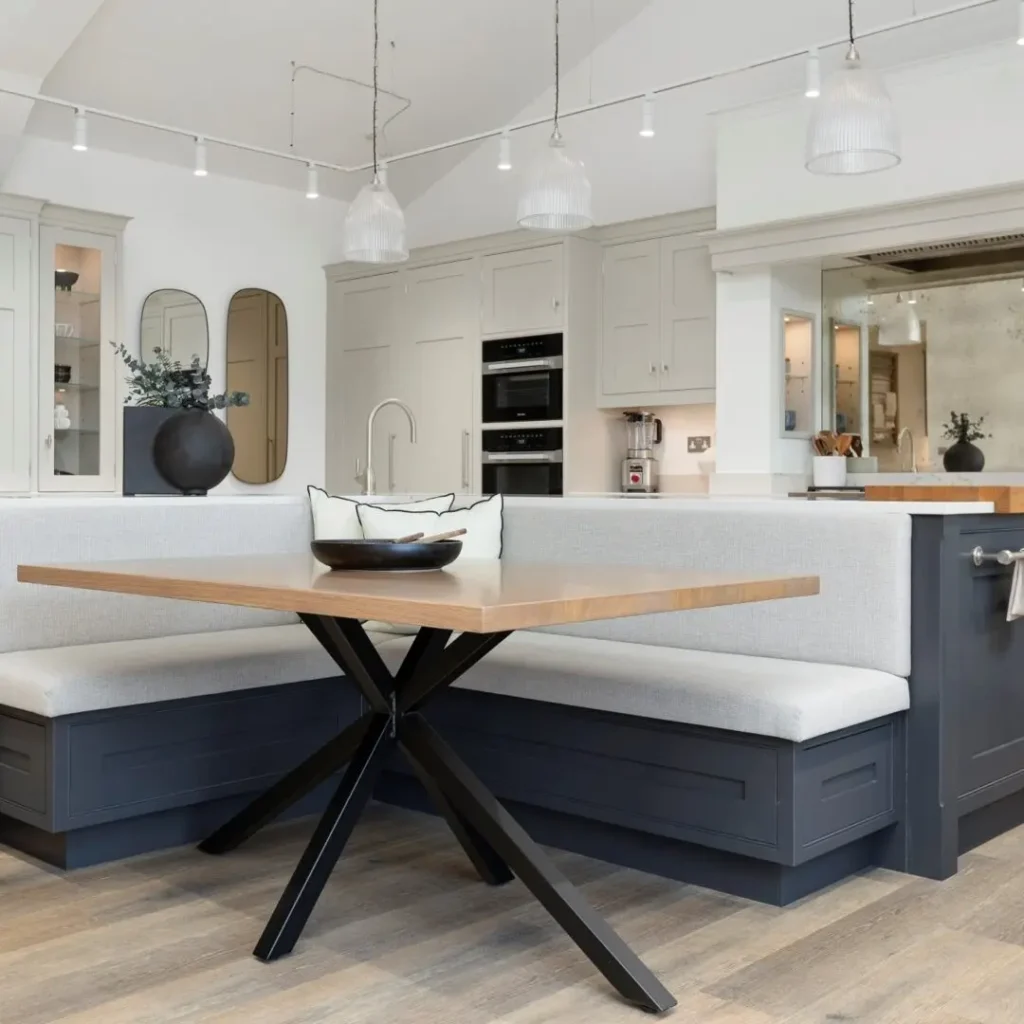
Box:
[943,440,985,472]
[152,410,235,496]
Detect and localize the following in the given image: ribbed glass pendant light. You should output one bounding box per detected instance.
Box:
[343,0,408,263]
[518,0,593,231]
[806,0,900,175]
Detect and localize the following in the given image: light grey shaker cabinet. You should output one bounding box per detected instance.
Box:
[481,244,564,336]
[598,233,715,409]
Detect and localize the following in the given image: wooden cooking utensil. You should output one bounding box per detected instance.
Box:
[418,528,468,544]
[393,532,426,544]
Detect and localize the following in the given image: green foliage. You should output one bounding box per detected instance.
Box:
[113,344,249,412]
[943,410,988,444]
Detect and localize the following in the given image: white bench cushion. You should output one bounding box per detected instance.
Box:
[0,624,393,718]
[377,631,909,742]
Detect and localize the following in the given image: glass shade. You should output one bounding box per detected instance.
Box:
[517,132,593,231]
[806,48,900,175]
[343,178,408,264]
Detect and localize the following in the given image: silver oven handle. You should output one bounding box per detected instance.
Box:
[461,429,470,489]
[482,450,563,464]
[483,357,563,374]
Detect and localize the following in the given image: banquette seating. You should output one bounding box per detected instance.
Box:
[0,495,909,902]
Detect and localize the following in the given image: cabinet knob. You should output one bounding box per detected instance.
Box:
[552,297,561,310]
[649,362,657,375]
[662,362,670,373]
[45,433,53,449]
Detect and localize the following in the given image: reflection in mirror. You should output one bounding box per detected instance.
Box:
[782,311,815,437]
[140,289,209,367]
[226,289,288,484]
[821,258,1024,471]
[831,320,863,436]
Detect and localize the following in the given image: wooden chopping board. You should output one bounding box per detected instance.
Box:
[864,485,1024,512]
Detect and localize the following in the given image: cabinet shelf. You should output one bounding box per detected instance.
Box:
[54,382,99,393]
[54,290,101,306]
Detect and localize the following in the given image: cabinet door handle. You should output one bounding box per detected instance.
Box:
[662,362,670,373]
[552,297,561,310]
[388,433,396,493]
[649,362,657,375]
[461,429,471,490]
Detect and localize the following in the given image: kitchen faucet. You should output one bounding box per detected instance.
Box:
[362,398,417,495]
[896,426,917,472]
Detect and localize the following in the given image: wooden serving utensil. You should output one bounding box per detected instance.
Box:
[418,528,468,544]
[392,532,425,544]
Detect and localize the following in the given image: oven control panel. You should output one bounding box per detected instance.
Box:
[482,428,563,453]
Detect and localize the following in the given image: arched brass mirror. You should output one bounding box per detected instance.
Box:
[226,289,289,483]
[140,289,209,368]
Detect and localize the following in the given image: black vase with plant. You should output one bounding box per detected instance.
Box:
[115,344,249,496]
[942,410,988,473]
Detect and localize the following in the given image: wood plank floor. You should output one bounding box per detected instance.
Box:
[4,803,1024,1023]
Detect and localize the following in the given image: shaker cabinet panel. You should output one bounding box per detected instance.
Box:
[335,274,401,351]
[659,240,716,394]
[404,260,476,338]
[482,245,563,335]
[0,216,32,492]
[601,240,660,396]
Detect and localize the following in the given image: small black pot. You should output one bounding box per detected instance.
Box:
[943,440,985,472]
[152,410,235,496]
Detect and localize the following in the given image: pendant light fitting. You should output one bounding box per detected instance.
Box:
[497,130,512,170]
[639,93,655,136]
[1018,0,1024,44]
[805,0,901,175]
[343,0,408,263]
[306,162,319,199]
[518,0,593,231]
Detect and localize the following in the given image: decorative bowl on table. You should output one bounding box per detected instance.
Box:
[311,538,462,572]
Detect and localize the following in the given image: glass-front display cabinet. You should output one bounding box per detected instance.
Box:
[38,225,117,491]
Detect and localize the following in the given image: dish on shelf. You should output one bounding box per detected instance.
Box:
[54,270,79,291]
[55,323,75,337]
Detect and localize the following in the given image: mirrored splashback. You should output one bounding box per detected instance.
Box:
[823,264,1024,471]
[140,289,209,368]
[226,288,289,485]
[781,311,816,438]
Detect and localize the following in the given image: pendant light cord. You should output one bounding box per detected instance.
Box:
[848,0,856,46]
[553,0,561,136]
[372,0,379,178]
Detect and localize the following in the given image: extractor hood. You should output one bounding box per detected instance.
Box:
[851,233,1024,275]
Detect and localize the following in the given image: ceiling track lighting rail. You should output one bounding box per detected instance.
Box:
[0,0,999,179]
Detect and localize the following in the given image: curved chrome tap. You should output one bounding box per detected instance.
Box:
[363,398,417,495]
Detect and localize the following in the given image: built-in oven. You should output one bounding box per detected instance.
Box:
[482,334,563,423]
[482,427,563,496]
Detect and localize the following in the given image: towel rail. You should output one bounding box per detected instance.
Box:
[971,546,1024,566]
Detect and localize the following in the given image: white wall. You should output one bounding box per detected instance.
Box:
[2,137,349,494]
[655,404,715,475]
[717,43,1024,230]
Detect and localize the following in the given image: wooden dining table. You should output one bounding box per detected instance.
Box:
[18,554,818,1015]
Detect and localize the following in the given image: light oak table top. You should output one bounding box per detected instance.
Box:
[17,555,819,633]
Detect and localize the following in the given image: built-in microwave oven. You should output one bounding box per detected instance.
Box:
[481,334,563,424]
[482,427,563,496]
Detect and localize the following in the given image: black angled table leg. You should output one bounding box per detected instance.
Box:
[404,748,513,886]
[254,714,392,963]
[399,713,676,1015]
[199,712,374,855]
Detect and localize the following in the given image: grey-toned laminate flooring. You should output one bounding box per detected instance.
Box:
[4,802,1024,1023]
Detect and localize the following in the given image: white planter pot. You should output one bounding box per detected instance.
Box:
[812,456,848,488]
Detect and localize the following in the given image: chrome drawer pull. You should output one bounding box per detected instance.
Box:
[971,546,1024,566]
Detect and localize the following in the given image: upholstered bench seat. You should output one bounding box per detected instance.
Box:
[376,631,909,742]
[0,623,395,718]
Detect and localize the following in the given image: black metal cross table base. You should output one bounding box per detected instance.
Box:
[198,614,676,1015]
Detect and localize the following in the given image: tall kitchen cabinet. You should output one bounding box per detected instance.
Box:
[328,260,476,496]
[325,235,614,497]
[0,199,126,495]
[599,231,716,409]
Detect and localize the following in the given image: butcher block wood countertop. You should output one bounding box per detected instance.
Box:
[865,484,1024,512]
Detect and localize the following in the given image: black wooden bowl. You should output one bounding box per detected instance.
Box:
[311,538,462,572]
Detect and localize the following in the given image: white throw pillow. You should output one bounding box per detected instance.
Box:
[307,485,455,541]
[357,493,504,562]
